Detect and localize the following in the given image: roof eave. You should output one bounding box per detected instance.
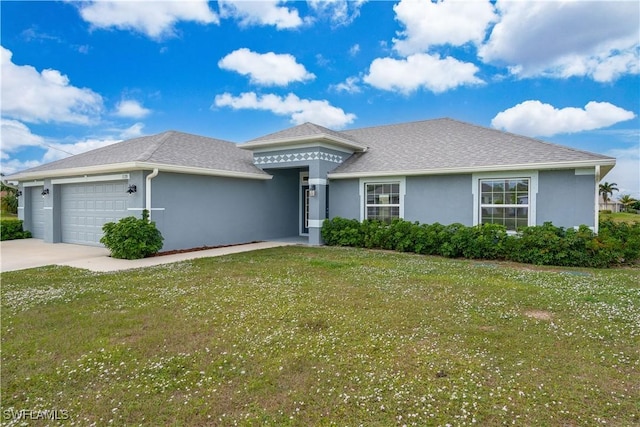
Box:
[240,134,367,152]
[8,162,272,181]
[328,159,617,179]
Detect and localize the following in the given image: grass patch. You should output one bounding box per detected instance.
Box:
[600,212,640,224]
[0,210,17,219]
[2,247,639,425]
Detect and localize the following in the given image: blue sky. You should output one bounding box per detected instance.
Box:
[1,0,638,198]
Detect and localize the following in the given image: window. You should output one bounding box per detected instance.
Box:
[479,178,529,230]
[365,181,401,223]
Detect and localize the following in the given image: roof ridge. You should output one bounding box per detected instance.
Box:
[343,117,450,133]
[137,131,176,161]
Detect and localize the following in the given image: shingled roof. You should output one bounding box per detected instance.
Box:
[241,122,367,152]
[8,118,615,182]
[9,131,270,180]
[329,118,615,177]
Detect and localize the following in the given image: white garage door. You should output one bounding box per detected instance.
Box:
[29,186,45,239]
[61,181,130,245]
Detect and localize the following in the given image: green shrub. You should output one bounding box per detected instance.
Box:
[597,220,640,264]
[100,210,163,259]
[321,217,363,247]
[361,219,392,249]
[322,217,640,268]
[1,193,18,214]
[457,223,508,260]
[1,219,32,241]
[506,222,567,266]
[413,222,447,255]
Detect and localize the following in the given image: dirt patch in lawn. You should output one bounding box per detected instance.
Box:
[523,310,553,320]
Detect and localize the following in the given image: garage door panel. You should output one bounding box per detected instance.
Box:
[61,181,129,246]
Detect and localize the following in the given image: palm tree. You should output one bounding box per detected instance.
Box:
[599,182,619,210]
[618,194,637,212]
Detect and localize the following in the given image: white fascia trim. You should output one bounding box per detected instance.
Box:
[575,167,595,176]
[248,142,357,155]
[136,162,273,180]
[358,176,406,221]
[328,159,616,180]
[23,181,45,187]
[52,173,130,184]
[471,171,539,227]
[309,178,327,186]
[10,162,272,181]
[240,135,367,153]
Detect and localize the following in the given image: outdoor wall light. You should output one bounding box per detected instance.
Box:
[41,188,49,197]
[16,190,22,197]
[126,184,137,194]
[308,184,317,197]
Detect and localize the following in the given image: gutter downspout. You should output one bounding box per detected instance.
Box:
[146,168,159,220]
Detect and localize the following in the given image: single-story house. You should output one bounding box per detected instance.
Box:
[7,118,616,250]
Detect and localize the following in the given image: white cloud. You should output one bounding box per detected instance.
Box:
[120,123,145,139]
[1,46,103,124]
[0,119,45,156]
[218,48,315,86]
[78,0,218,39]
[1,158,42,176]
[307,0,366,27]
[604,145,640,199]
[393,0,496,56]
[218,0,303,29]
[480,1,639,82]
[332,76,361,94]
[363,53,483,94]
[349,44,360,57]
[42,138,121,163]
[214,92,356,129]
[491,100,636,137]
[114,100,151,119]
[0,120,120,174]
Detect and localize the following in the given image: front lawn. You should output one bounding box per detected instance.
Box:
[600,211,640,224]
[1,247,638,426]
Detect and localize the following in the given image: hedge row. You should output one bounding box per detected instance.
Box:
[1,219,32,241]
[321,218,640,268]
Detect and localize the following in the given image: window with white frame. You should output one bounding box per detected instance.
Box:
[365,181,401,223]
[479,178,530,231]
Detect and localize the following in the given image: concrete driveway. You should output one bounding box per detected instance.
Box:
[0,238,297,273]
[1,239,110,272]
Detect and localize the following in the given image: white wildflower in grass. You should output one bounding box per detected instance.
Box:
[1,247,638,425]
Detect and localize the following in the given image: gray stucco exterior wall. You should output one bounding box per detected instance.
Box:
[328,174,474,225]
[537,169,596,228]
[328,178,360,220]
[405,175,473,225]
[151,170,299,251]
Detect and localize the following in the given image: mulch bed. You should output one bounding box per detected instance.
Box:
[151,241,262,257]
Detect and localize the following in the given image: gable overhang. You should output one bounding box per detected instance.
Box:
[240,134,368,153]
[7,161,273,182]
[327,159,616,179]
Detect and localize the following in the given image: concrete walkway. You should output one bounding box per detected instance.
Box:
[0,239,299,273]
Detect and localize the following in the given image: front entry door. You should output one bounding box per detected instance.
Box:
[301,185,310,235]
